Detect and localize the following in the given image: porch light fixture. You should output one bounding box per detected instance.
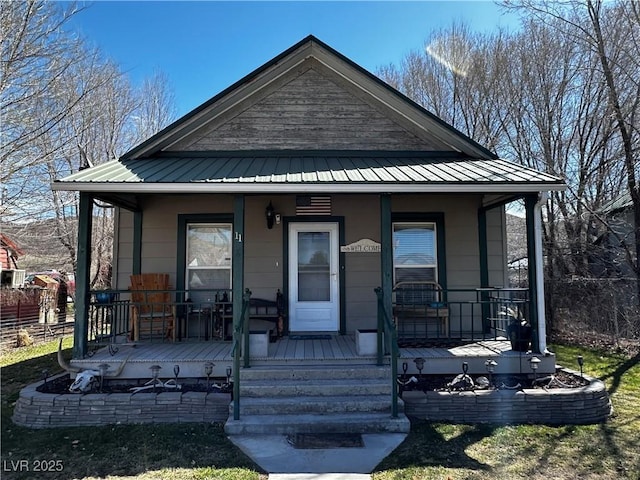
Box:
[462,361,469,375]
[265,201,275,229]
[577,355,584,378]
[226,366,232,384]
[402,362,408,374]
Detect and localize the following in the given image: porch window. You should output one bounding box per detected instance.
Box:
[186,223,232,302]
[393,223,437,284]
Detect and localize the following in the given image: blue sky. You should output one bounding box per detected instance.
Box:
[68,1,520,116]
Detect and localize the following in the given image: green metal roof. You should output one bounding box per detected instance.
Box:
[52,152,565,194]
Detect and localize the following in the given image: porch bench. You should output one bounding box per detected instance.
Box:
[393,281,449,339]
[221,290,285,341]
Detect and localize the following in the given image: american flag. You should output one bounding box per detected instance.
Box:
[296,195,332,216]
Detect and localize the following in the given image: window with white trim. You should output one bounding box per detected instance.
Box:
[393,222,437,284]
[186,223,232,303]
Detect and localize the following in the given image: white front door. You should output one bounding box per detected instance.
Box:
[288,222,339,332]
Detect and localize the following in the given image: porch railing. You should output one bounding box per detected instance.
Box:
[392,286,531,346]
[86,288,235,348]
[375,287,399,418]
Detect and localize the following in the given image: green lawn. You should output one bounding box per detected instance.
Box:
[1,339,638,480]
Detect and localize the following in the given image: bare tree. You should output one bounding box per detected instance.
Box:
[1,1,176,287]
[503,0,640,298]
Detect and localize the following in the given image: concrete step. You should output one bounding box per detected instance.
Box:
[224,411,411,435]
[239,377,390,397]
[230,394,402,416]
[239,364,391,382]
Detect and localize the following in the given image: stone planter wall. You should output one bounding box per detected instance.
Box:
[13,369,612,428]
[12,374,230,429]
[402,370,611,425]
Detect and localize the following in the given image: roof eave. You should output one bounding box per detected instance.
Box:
[51,181,567,194]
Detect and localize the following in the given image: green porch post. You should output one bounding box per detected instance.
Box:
[74,192,93,359]
[232,195,245,419]
[132,210,142,275]
[525,195,540,353]
[380,194,393,360]
[478,207,490,334]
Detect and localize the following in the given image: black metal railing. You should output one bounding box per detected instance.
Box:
[392,286,531,347]
[87,288,235,347]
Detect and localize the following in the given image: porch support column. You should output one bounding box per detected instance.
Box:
[232,195,245,361]
[132,210,142,275]
[477,207,490,334]
[524,194,541,353]
[73,192,93,359]
[380,194,393,329]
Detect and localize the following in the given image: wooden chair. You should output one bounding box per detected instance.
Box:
[129,273,176,341]
[393,281,449,338]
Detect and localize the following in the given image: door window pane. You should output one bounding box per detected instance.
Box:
[393,223,437,284]
[297,231,330,301]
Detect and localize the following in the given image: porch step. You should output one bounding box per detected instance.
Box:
[224,412,410,435]
[238,364,391,381]
[224,363,410,435]
[239,377,391,397]
[230,394,397,415]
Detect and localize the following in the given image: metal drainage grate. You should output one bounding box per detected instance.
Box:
[287,433,364,449]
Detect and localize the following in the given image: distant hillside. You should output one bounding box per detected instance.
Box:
[1,219,76,273]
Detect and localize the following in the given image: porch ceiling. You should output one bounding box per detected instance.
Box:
[52,151,565,194]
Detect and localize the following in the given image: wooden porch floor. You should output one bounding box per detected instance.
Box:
[74,336,555,379]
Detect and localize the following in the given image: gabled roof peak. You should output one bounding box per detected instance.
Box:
[122,36,498,161]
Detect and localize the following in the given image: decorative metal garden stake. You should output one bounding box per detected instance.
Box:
[485,359,497,389]
[529,356,541,383]
[98,363,110,392]
[41,369,49,392]
[577,355,584,378]
[173,364,180,386]
[204,362,214,389]
[150,365,161,392]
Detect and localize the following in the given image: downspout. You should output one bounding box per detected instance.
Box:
[534,192,550,354]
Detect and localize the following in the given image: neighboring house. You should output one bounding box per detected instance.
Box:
[591,192,637,277]
[0,233,25,288]
[51,37,566,430]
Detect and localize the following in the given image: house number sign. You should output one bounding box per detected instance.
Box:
[340,238,381,253]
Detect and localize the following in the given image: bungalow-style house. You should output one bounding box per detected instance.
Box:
[52,36,566,433]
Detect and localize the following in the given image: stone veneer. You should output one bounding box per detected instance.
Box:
[13,369,611,428]
[402,369,612,425]
[12,374,229,429]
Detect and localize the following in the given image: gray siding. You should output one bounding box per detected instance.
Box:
[170,67,443,152]
[113,193,507,333]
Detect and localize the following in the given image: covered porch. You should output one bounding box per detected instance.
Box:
[71,335,554,381]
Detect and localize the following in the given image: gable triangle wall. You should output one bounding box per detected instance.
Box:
[168,64,447,152]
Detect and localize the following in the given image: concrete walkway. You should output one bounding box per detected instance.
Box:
[228,433,407,477]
